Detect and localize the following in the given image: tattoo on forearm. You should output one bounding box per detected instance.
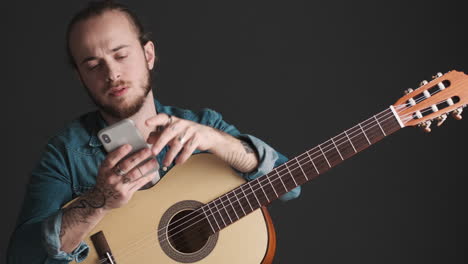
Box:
[223,148,257,172]
[241,141,254,154]
[212,131,258,172]
[224,151,256,172]
[59,187,109,240]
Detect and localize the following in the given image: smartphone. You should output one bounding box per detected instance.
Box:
[98,118,160,188]
[98,119,149,154]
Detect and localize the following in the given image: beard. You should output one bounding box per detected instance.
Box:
[84,69,152,119]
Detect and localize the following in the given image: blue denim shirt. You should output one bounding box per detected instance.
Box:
[7,99,300,263]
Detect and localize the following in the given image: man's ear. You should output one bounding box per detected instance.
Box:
[143,41,156,70]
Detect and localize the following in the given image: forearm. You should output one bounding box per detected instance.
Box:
[210,130,259,173]
[60,188,108,253]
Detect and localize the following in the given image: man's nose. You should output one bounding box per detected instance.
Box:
[105,62,121,83]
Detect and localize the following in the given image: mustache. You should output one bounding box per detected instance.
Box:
[107,80,130,90]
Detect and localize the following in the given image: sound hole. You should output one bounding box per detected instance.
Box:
[168,209,212,254]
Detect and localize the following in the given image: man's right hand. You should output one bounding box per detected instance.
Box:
[94,144,158,210]
[59,144,157,253]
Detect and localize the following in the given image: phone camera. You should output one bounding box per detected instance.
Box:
[102,134,111,144]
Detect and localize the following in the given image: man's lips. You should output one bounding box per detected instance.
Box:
[108,86,129,97]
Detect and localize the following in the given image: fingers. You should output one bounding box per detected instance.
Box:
[162,127,192,167]
[145,113,173,128]
[125,158,159,190]
[176,136,198,165]
[146,114,205,167]
[117,148,152,175]
[150,120,185,155]
[102,144,133,169]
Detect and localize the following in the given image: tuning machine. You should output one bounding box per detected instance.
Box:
[451,107,463,120]
[404,88,413,94]
[436,114,447,126]
[419,80,428,87]
[418,120,432,133]
[432,72,443,79]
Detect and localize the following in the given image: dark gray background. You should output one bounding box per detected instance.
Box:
[2,0,467,263]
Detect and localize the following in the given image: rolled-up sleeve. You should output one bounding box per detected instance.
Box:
[202,109,301,201]
[7,143,89,263]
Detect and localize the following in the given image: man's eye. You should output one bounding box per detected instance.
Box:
[116,55,128,60]
[88,63,100,71]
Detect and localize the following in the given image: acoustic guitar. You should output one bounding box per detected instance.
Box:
[70,70,467,264]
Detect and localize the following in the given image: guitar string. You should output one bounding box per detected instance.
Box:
[106,102,431,263]
[105,106,408,263]
[103,105,408,262]
[105,102,426,263]
[105,90,449,262]
[104,106,431,264]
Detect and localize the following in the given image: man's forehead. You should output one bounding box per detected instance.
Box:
[70,10,139,57]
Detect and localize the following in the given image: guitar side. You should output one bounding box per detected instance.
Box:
[70,153,276,264]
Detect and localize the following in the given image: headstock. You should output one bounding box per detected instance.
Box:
[392,70,468,132]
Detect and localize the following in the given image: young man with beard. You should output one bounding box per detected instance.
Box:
[7,1,300,263]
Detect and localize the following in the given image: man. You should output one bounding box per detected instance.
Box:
[7,1,300,263]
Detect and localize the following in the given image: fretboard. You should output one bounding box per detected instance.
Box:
[201,106,403,234]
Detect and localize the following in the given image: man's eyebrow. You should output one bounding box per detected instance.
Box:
[80,45,130,65]
[111,44,129,52]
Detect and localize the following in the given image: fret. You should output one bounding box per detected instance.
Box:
[374,115,386,136]
[247,182,262,208]
[225,192,240,220]
[285,162,298,186]
[331,137,344,160]
[234,188,248,215]
[361,118,385,143]
[239,185,254,211]
[201,204,216,233]
[256,178,270,204]
[275,168,289,193]
[295,156,308,181]
[228,189,246,219]
[263,174,279,201]
[347,125,369,152]
[286,159,309,187]
[309,146,330,173]
[219,194,236,223]
[213,198,229,227]
[207,202,222,230]
[318,144,331,167]
[334,133,356,160]
[358,123,372,145]
[267,172,280,197]
[344,130,357,153]
[270,173,287,196]
[306,150,320,175]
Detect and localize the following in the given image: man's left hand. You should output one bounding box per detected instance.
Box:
[145,113,222,168]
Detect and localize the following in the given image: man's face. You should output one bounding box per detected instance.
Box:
[69,10,155,119]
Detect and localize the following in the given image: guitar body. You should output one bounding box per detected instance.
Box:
[73,154,276,264]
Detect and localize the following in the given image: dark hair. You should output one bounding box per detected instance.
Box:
[66,0,152,69]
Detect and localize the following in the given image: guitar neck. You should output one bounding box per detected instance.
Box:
[202,106,404,233]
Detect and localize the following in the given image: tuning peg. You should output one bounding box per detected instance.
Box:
[432,72,443,79]
[436,114,447,126]
[419,120,432,133]
[451,107,463,120]
[419,80,428,87]
[405,88,414,94]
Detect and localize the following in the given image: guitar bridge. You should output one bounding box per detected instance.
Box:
[90,231,116,264]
